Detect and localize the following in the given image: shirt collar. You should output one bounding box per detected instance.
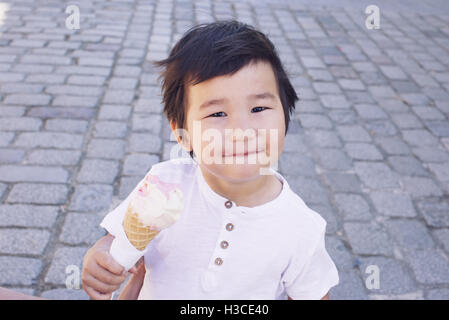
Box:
[194,161,290,218]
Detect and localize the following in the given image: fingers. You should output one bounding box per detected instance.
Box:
[128,257,144,275]
[83,284,112,300]
[96,251,126,276]
[82,272,122,295]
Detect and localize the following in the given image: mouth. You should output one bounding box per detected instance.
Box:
[223,150,264,157]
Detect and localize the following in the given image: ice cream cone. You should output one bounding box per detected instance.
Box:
[123,205,160,251]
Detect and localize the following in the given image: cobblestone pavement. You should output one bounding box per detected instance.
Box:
[0,0,449,300]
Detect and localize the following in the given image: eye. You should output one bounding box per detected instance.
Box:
[208,111,226,118]
[252,106,269,113]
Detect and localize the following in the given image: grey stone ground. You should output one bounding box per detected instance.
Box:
[0,0,448,300]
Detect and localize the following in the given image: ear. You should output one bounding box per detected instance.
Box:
[170,120,192,152]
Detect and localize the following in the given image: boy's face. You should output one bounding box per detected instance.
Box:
[174,60,285,182]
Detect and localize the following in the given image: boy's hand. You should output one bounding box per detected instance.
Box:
[82,234,137,300]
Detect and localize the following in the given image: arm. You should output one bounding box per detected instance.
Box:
[288,291,329,300]
[117,258,146,300]
[0,287,45,300]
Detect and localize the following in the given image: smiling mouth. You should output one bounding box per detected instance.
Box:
[223,150,264,157]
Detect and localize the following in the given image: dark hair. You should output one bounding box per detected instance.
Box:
[152,20,299,159]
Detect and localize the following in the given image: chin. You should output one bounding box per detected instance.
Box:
[216,163,264,182]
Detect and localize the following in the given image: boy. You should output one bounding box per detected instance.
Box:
[82,20,339,300]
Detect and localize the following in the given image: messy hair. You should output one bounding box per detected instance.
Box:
[153,20,299,159]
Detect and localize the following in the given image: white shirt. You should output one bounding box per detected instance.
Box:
[100,157,339,300]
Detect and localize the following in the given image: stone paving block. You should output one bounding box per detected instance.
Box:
[4,93,51,105]
[76,159,119,184]
[403,249,449,284]
[391,113,423,129]
[132,113,163,134]
[134,98,164,114]
[109,77,138,90]
[0,83,44,94]
[14,132,84,149]
[401,176,444,198]
[354,162,400,189]
[93,121,128,138]
[0,257,42,286]
[123,153,160,176]
[27,107,96,120]
[320,94,351,109]
[322,172,362,193]
[52,95,99,108]
[44,246,88,286]
[297,113,332,129]
[0,204,59,228]
[325,235,355,271]
[0,131,15,147]
[330,270,369,300]
[416,198,449,227]
[0,149,26,164]
[98,105,132,120]
[357,256,418,296]
[45,119,89,133]
[7,183,69,205]
[128,133,162,153]
[388,156,430,177]
[425,289,449,300]
[86,139,126,160]
[384,219,435,250]
[69,184,113,213]
[314,148,352,171]
[369,190,417,217]
[312,82,341,94]
[284,174,330,206]
[278,151,315,175]
[0,228,50,255]
[119,176,143,200]
[425,121,449,137]
[0,165,68,183]
[375,136,411,155]
[60,212,105,246]
[379,65,408,80]
[306,130,342,148]
[412,146,449,163]
[328,110,357,125]
[338,79,365,91]
[67,75,106,86]
[432,229,449,253]
[334,193,372,221]
[103,90,136,105]
[40,288,90,300]
[412,106,446,121]
[364,120,398,137]
[27,150,81,166]
[308,204,338,234]
[337,125,372,142]
[353,104,388,120]
[344,143,383,161]
[344,222,393,256]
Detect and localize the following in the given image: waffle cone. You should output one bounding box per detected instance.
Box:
[123,205,160,251]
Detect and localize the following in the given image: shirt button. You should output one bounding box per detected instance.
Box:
[225,223,234,231]
[225,200,233,208]
[220,241,229,249]
[214,257,223,266]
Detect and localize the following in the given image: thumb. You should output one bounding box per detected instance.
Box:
[128,266,137,275]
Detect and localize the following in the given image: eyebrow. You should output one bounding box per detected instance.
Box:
[199,92,276,110]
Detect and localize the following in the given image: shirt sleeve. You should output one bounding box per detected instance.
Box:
[282,219,340,300]
[99,174,148,237]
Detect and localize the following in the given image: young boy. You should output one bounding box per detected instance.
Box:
[82,20,339,300]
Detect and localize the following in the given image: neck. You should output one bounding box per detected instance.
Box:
[199,166,282,207]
